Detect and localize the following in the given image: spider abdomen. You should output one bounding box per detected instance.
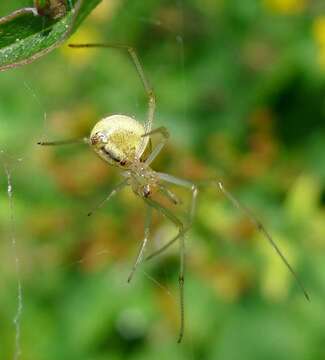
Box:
[90,115,148,168]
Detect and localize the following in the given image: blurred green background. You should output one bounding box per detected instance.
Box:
[1,0,325,359]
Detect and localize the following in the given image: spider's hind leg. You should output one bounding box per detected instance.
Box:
[145,173,198,262]
[143,197,188,343]
[127,205,152,283]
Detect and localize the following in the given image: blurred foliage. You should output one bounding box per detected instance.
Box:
[1,0,325,359]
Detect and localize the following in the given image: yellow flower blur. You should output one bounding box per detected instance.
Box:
[60,26,101,67]
[313,16,325,70]
[264,0,306,14]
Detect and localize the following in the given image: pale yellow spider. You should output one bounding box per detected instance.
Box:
[38,43,309,343]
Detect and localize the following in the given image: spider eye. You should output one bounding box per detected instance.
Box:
[90,132,107,146]
[143,185,151,197]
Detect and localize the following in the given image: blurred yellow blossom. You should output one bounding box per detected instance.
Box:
[313,16,325,69]
[264,0,306,14]
[313,16,325,46]
[285,174,320,221]
[198,198,236,236]
[90,0,121,23]
[61,0,120,67]
[61,26,101,66]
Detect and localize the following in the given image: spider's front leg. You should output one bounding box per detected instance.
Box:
[37,137,89,146]
[68,43,156,157]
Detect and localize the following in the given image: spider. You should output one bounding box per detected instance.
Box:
[0,0,69,24]
[38,43,309,343]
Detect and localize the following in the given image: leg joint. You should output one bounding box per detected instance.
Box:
[191,184,198,194]
[148,90,156,103]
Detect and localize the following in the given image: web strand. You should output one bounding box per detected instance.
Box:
[1,153,23,360]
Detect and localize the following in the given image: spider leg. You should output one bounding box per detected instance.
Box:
[37,137,89,146]
[144,173,198,261]
[68,43,155,157]
[154,175,310,300]
[143,197,186,343]
[87,179,128,217]
[153,174,310,301]
[214,180,310,301]
[145,226,188,262]
[127,205,152,283]
[158,184,181,205]
[157,173,199,221]
[142,127,170,165]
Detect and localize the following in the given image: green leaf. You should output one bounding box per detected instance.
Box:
[0,0,102,71]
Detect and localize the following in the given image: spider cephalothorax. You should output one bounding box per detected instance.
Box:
[38,42,310,344]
